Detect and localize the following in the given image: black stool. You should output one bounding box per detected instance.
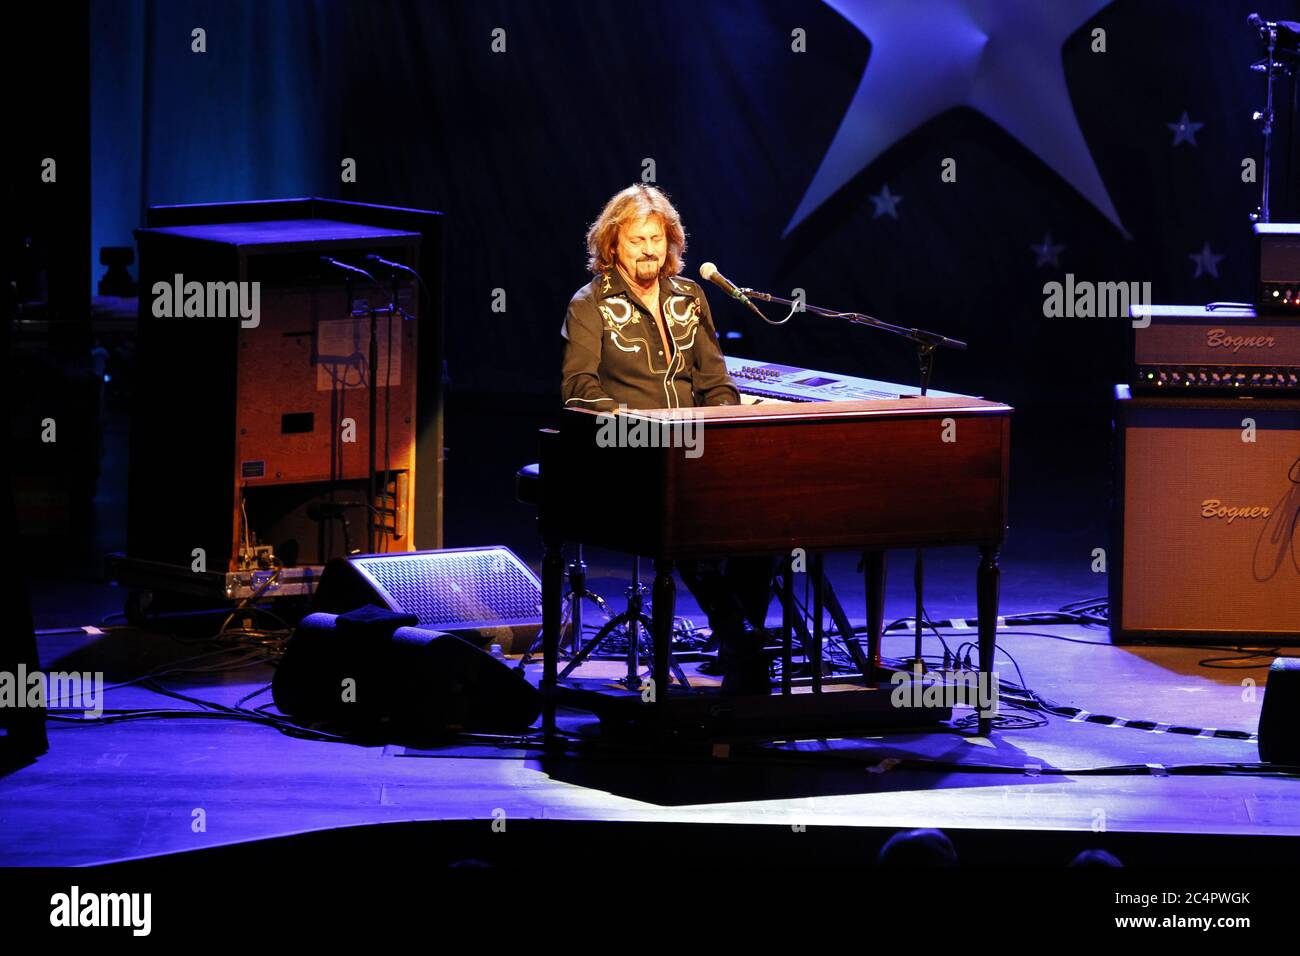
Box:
[515,462,689,691]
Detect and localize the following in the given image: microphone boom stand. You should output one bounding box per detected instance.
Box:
[323,257,402,555]
[740,288,967,674]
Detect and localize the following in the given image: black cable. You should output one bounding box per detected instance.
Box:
[577,589,1270,740]
[1196,647,1292,669]
[952,712,1046,731]
[213,559,293,654]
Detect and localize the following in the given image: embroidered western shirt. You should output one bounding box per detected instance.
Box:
[561,269,740,411]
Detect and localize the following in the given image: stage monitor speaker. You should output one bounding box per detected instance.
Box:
[1259,657,1300,764]
[272,607,541,737]
[1111,387,1300,642]
[312,547,543,653]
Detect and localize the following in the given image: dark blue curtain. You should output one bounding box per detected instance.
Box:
[92,0,343,285]
[93,0,1300,403]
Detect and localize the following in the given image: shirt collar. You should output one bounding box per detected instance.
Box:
[597,268,692,302]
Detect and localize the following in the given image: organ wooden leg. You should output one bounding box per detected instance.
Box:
[863,550,887,683]
[782,554,794,695]
[811,552,824,693]
[977,545,1001,738]
[652,558,676,732]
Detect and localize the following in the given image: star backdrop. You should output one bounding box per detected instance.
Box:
[89,0,1300,405]
[785,0,1125,236]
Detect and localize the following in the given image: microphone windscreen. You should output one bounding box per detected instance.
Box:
[699,261,717,281]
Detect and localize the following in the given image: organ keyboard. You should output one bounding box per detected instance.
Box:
[726,356,967,404]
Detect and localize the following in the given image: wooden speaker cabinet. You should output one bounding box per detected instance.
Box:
[129,202,443,571]
[1111,385,1300,642]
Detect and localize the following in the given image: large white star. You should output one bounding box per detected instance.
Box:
[786,0,1125,237]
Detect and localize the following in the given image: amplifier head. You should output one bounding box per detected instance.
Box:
[1256,223,1300,312]
[1130,304,1300,393]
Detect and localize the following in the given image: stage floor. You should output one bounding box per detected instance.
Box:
[5,592,1297,867]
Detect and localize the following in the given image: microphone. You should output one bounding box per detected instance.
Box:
[319,256,378,282]
[365,254,416,276]
[699,262,767,321]
[365,255,425,322]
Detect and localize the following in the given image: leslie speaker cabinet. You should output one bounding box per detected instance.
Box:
[128,199,445,574]
[1111,385,1300,642]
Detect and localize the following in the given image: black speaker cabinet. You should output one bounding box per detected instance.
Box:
[1260,657,1300,763]
[1111,385,1300,642]
[273,607,541,737]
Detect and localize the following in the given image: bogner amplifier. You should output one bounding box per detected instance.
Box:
[1255,223,1300,311]
[1111,385,1300,642]
[1128,304,1300,393]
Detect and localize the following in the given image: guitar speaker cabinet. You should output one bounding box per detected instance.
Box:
[1111,385,1300,642]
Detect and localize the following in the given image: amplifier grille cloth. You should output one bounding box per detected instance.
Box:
[353,549,542,627]
[1122,414,1300,633]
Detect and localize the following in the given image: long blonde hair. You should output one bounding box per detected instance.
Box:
[585,184,687,276]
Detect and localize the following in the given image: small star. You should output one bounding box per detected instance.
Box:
[1030,232,1066,269]
[1189,241,1224,279]
[1167,111,1203,147]
[870,184,903,219]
